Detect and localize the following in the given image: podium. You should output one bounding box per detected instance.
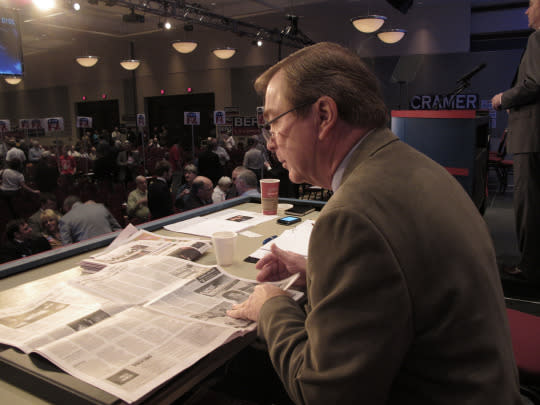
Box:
[391,110,489,212]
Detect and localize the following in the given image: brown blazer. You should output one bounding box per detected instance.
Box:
[502,29,540,153]
[258,128,521,404]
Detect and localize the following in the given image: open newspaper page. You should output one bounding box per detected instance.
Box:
[79,229,211,273]
[0,284,127,353]
[30,260,302,403]
[69,256,216,305]
[35,306,237,404]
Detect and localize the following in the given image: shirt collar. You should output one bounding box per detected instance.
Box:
[331,129,374,192]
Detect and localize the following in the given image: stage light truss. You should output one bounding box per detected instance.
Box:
[108,0,315,49]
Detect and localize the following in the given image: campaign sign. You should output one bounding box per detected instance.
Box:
[45,117,64,132]
[136,114,145,128]
[19,119,30,129]
[0,119,10,132]
[31,119,43,129]
[184,112,200,125]
[214,110,226,125]
[76,116,93,128]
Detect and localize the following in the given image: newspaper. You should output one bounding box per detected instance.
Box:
[79,229,211,272]
[248,220,315,260]
[0,255,302,404]
[164,208,278,237]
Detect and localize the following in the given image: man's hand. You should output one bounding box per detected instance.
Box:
[491,92,503,110]
[227,284,287,321]
[256,244,307,288]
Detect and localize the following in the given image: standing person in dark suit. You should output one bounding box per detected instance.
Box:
[492,0,540,282]
[148,160,173,219]
[228,42,521,404]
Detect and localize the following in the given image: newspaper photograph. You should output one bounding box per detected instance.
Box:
[80,229,211,272]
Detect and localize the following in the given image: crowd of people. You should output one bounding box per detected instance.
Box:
[0,126,294,265]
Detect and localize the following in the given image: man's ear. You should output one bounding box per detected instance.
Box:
[316,96,338,141]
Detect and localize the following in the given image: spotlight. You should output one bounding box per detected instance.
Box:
[256,39,263,47]
[73,2,80,10]
[164,21,171,30]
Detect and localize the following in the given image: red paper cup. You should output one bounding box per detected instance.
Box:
[260,179,280,215]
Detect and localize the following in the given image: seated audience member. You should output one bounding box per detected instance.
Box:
[148,160,173,219]
[235,169,260,197]
[212,176,232,203]
[175,164,197,208]
[58,195,121,245]
[0,158,40,218]
[40,209,62,249]
[127,175,150,222]
[0,219,51,263]
[27,193,58,236]
[226,166,248,199]
[182,176,214,211]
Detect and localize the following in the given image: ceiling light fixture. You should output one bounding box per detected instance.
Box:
[120,59,141,70]
[172,40,198,54]
[5,76,22,85]
[212,47,236,60]
[76,55,99,67]
[33,0,55,10]
[350,15,387,33]
[377,29,407,44]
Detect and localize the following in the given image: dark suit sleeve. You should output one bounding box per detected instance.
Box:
[502,31,540,109]
[257,206,412,405]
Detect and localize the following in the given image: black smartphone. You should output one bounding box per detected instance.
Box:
[284,205,315,217]
[277,216,302,225]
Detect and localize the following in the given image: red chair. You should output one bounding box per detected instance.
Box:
[506,308,540,403]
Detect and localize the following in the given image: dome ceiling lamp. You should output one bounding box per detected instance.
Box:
[350,15,387,33]
[5,76,22,85]
[121,41,141,71]
[172,23,198,54]
[172,40,198,54]
[377,29,407,44]
[120,59,141,70]
[76,55,99,67]
[212,47,236,60]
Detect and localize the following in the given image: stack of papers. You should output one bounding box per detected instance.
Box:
[164,208,277,237]
[80,229,211,272]
[249,220,315,260]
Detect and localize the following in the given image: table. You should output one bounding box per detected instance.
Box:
[0,197,323,404]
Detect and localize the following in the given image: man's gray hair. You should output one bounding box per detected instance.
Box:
[237,170,258,188]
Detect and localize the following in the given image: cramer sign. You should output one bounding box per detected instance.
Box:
[410,94,479,110]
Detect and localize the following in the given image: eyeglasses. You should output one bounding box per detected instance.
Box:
[261,102,313,142]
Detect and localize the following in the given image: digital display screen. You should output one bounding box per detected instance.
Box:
[0,8,23,76]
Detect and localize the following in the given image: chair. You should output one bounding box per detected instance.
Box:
[488,129,513,194]
[506,308,540,404]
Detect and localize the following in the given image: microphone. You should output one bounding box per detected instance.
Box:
[457,63,487,83]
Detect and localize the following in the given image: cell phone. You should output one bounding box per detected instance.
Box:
[277,216,302,225]
[284,205,315,217]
